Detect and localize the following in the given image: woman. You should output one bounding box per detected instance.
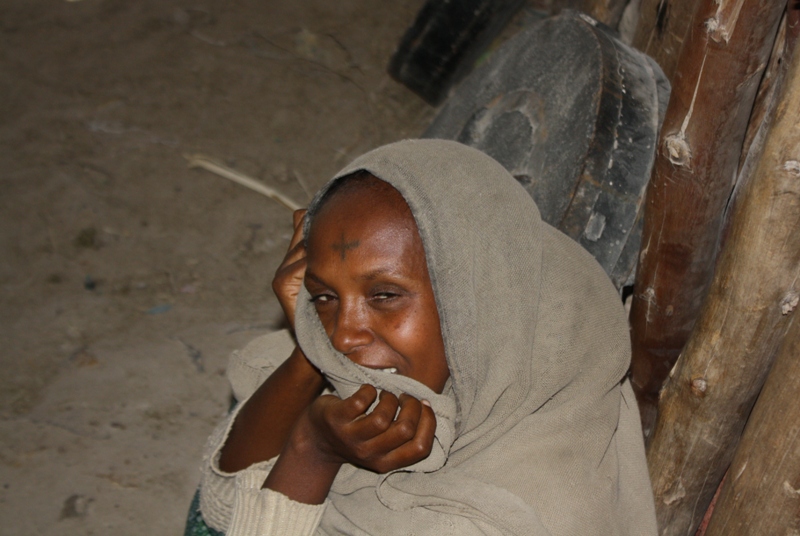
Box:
[199,139,657,535]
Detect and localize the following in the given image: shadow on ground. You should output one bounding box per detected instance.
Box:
[0,1,433,533]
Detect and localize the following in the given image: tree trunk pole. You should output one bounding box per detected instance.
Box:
[628,0,785,437]
[645,30,800,535]
[722,7,796,253]
[704,318,800,535]
[632,0,699,81]
[736,14,789,177]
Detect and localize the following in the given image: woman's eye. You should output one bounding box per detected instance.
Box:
[310,294,336,304]
[373,292,398,301]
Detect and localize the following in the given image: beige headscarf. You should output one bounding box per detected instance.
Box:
[294,139,657,535]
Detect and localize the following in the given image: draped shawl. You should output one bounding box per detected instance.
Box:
[293,139,656,535]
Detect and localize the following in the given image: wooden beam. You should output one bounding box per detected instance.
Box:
[645,26,800,534]
[631,0,698,81]
[628,0,786,437]
[737,14,789,177]
[704,318,800,534]
[720,10,793,251]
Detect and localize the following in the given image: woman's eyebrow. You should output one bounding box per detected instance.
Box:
[305,266,413,284]
[359,266,407,282]
[304,271,327,286]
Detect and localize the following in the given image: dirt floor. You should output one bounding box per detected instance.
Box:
[0,1,436,533]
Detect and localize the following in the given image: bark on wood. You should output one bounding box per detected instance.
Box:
[628,0,785,437]
[790,4,800,49]
[722,8,796,252]
[704,318,800,535]
[737,14,789,177]
[631,0,698,81]
[645,37,800,536]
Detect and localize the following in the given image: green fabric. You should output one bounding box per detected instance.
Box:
[185,490,224,536]
[186,396,238,535]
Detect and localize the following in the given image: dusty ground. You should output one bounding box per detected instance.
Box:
[0,1,435,533]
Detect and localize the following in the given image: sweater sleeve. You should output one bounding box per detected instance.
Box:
[227,467,327,536]
[198,395,276,531]
[198,330,299,531]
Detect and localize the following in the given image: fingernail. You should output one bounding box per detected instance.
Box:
[421,400,431,407]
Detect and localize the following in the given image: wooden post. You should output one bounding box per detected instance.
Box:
[628,0,785,437]
[737,4,800,180]
[631,0,699,81]
[721,9,795,252]
[737,14,789,177]
[704,318,800,534]
[645,30,800,535]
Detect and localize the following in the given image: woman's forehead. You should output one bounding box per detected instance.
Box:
[305,176,435,284]
[308,189,418,253]
[311,176,415,232]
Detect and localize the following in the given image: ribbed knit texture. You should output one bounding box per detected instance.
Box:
[226,468,326,536]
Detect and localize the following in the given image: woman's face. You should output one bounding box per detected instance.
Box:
[305,178,450,394]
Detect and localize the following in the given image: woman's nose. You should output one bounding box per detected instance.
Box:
[328,300,373,355]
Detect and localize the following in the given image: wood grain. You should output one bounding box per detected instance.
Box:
[628,0,786,437]
[645,25,800,534]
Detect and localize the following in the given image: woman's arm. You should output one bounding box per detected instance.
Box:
[219,209,322,472]
[263,385,437,504]
[218,345,325,472]
[198,332,311,531]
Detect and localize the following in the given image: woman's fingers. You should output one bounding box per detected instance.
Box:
[404,398,437,459]
[280,239,306,267]
[278,210,307,269]
[376,395,434,454]
[350,393,437,472]
[378,393,422,443]
[292,208,304,227]
[310,386,437,472]
[350,384,380,416]
[348,389,400,440]
[292,208,306,230]
[278,210,308,268]
[273,209,308,328]
[287,209,307,251]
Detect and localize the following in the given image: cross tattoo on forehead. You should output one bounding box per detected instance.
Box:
[331,233,359,260]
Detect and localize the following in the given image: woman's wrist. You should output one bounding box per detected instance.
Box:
[285,346,325,391]
[217,346,326,473]
[262,413,342,505]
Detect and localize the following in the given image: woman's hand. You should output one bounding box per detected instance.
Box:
[305,385,437,473]
[273,209,307,331]
[263,385,437,504]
